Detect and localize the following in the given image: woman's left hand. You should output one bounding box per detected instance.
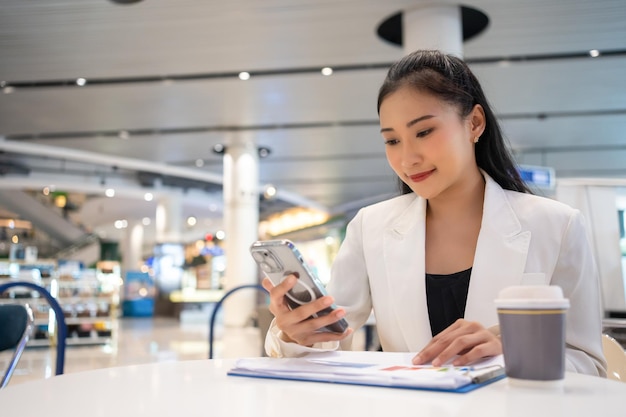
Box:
[412,319,501,367]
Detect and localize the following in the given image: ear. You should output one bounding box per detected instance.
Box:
[468,104,486,142]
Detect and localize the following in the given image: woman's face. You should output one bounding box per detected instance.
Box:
[379,86,484,200]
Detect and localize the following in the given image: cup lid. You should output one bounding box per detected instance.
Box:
[494,285,570,309]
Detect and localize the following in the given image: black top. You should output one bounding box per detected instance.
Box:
[425,268,472,337]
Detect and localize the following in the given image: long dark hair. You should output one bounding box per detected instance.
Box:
[377,50,530,195]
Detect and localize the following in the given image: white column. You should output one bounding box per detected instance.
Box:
[403,5,463,57]
[155,195,183,243]
[121,221,144,274]
[222,135,260,327]
[555,184,626,312]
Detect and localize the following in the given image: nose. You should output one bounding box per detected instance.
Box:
[399,139,422,169]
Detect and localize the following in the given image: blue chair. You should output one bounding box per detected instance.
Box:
[0,303,35,388]
[0,281,67,378]
[208,284,269,359]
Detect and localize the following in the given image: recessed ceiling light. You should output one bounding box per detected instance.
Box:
[105,188,115,197]
[258,146,271,158]
[114,219,128,229]
[144,192,153,201]
[321,67,333,76]
[195,159,204,167]
[238,72,251,80]
[76,78,87,86]
[263,184,277,199]
[118,130,130,139]
[589,49,600,57]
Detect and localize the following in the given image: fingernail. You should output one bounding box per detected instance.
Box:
[412,355,422,365]
[432,359,441,367]
[335,310,345,318]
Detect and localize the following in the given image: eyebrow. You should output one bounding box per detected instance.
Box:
[380,115,435,133]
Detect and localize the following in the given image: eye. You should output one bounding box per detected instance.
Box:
[416,128,433,138]
[384,138,399,146]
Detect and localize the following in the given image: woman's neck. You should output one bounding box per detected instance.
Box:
[424,170,486,274]
[426,170,486,220]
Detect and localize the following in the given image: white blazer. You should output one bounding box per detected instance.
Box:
[266,174,607,376]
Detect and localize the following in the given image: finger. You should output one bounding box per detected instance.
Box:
[305,304,348,333]
[284,316,347,343]
[413,329,457,364]
[430,333,480,367]
[450,337,502,366]
[276,303,347,343]
[276,295,336,329]
[260,277,274,292]
[412,337,448,365]
[433,330,498,367]
[430,322,487,366]
[412,320,475,365]
[294,327,354,347]
[267,275,298,313]
[273,274,298,295]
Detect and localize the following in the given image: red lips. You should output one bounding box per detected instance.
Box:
[408,169,435,182]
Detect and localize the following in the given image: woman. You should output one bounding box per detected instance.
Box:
[263,50,607,376]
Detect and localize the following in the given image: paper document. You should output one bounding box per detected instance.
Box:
[228,351,505,393]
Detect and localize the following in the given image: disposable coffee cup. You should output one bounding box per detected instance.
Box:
[494,285,569,387]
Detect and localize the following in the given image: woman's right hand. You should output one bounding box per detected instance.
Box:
[262,275,353,346]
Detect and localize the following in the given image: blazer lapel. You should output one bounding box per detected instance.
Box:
[465,175,531,326]
[383,196,433,350]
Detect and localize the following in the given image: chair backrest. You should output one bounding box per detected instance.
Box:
[0,281,67,378]
[602,333,626,382]
[208,284,269,359]
[0,304,35,388]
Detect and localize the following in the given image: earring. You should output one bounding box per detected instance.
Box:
[474,136,480,143]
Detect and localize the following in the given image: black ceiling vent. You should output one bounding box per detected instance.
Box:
[377,6,489,47]
[109,0,144,5]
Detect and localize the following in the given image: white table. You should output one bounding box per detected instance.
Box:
[1,359,625,417]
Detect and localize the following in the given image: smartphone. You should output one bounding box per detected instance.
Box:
[250,239,349,334]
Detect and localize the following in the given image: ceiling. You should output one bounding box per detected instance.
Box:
[1,0,626,253]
